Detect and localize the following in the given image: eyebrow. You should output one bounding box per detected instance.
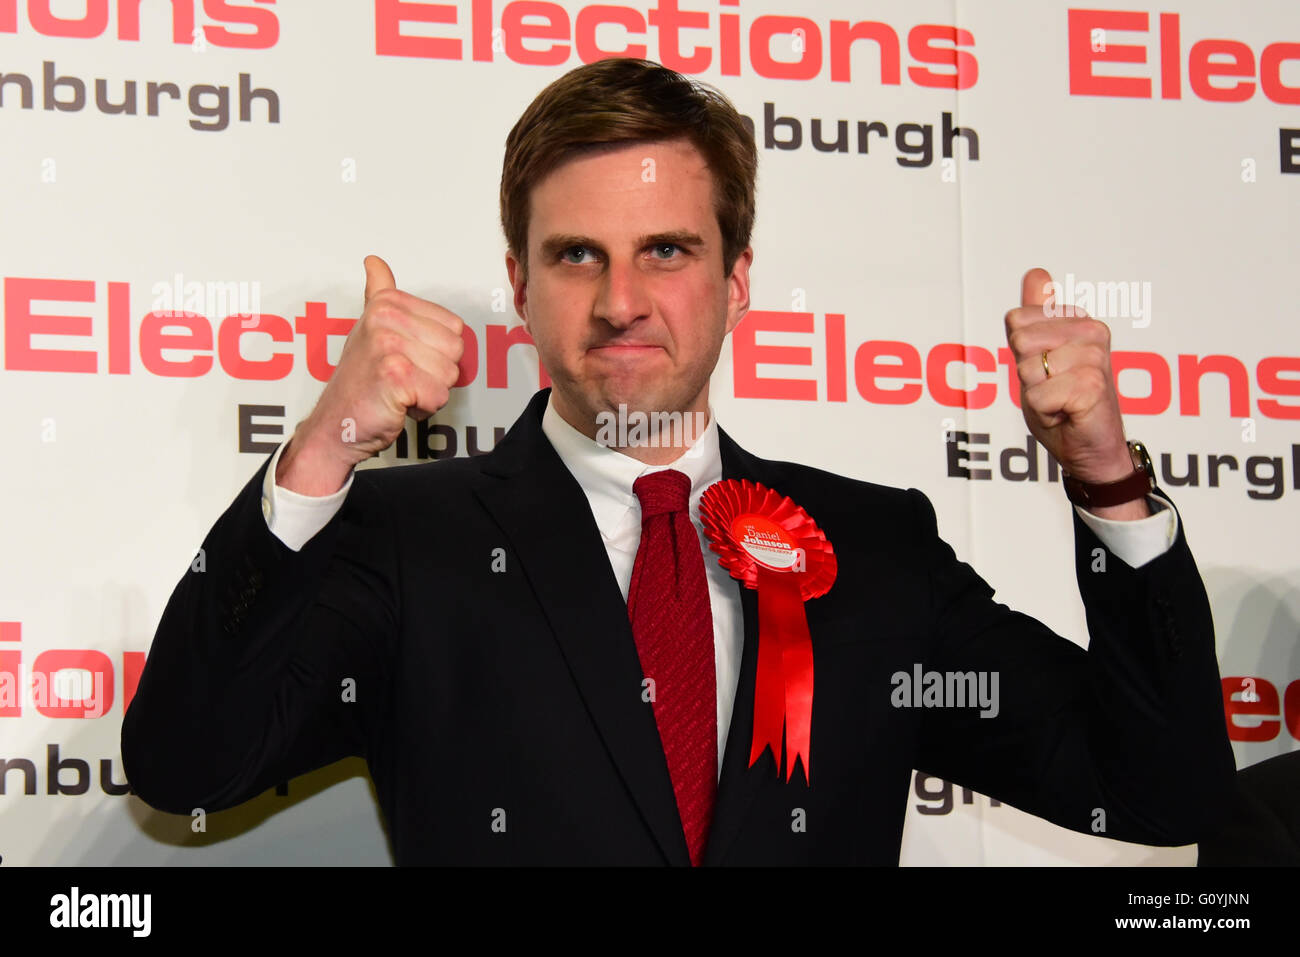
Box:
[538,230,707,261]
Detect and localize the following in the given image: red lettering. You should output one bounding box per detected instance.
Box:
[3,278,98,373]
[750,16,821,81]
[502,1,569,66]
[107,281,131,374]
[138,311,213,377]
[997,346,1021,410]
[1178,354,1250,417]
[647,0,710,73]
[375,0,459,59]
[1189,39,1255,102]
[829,20,899,84]
[1261,42,1300,105]
[1069,11,1295,105]
[907,24,977,91]
[732,310,816,401]
[294,302,355,382]
[825,313,846,402]
[360,0,979,86]
[472,0,492,61]
[32,650,115,720]
[1159,12,1180,98]
[1257,356,1300,420]
[1284,680,1300,741]
[854,340,921,404]
[0,623,146,719]
[926,343,995,409]
[719,3,739,76]
[1068,9,1151,98]
[1222,676,1279,742]
[486,323,549,389]
[1112,350,1172,415]
[0,621,19,718]
[217,314,293,380]
[1,0,279,46]
[27,0,108,38]
[202,0,279,50]
[117,0,194,43]
[575,4,646,62]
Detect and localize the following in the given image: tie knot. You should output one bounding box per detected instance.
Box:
[633,469,691,518]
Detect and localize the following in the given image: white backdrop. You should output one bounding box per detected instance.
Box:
[1,0,1297,865]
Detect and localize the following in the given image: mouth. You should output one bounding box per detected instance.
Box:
[587,343,664,355]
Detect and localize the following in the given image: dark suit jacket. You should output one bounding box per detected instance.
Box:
[121,388,1235,864]
[1198,751,1300,865]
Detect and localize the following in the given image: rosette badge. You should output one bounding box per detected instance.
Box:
[699,479,837,785]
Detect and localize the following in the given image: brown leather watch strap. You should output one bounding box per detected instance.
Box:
[1062,441,1157,508]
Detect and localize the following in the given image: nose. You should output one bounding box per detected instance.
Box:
[593,255,652,330]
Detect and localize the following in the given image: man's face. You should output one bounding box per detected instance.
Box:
[506,138,752,438]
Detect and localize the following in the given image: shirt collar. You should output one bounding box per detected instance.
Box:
[541,393,723,547]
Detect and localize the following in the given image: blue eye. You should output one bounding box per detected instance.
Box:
[651,243,680,259]
[561,246,594,264]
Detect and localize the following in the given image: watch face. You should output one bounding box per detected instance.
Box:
[1128,441,1157,494]
[1129,441,1154,475]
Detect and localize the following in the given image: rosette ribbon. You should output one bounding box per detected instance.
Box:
[699,479,836,785]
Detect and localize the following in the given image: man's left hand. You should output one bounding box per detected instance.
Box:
[1005,266,1149,519]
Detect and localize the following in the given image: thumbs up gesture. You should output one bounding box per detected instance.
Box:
[1004,267,1140,498]
[276,255,466,495]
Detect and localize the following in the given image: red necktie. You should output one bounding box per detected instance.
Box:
[627,469,717,866]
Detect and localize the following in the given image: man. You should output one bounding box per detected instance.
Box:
[121,57,1234,865]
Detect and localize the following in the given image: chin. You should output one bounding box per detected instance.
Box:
[588,377,657,411]
[569,371,699,419]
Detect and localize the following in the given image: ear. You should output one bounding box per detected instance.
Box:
[505,250,529,327]
[723,245,753,336]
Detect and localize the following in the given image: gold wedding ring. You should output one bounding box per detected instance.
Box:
[1041,350,1053,378]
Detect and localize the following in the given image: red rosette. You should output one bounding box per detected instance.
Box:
[699,479,837,599]
[699,479,837,785]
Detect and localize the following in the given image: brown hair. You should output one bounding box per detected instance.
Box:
[500,57,757,278]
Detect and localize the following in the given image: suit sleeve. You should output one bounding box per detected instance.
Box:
[909,485,1236,846]
[120,452,399,815]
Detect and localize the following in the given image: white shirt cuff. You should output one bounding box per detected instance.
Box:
[260,441,354,552]
[1074,492,1179,569]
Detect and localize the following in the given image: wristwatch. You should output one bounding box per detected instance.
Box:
[1062,440,1156,508]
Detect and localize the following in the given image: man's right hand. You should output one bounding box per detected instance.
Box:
[275,255,466,495]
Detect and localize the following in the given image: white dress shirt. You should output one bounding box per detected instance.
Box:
[260,398,1181,779]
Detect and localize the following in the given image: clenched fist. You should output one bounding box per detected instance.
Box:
[275,255,466,495]
[1005,266,1149,519]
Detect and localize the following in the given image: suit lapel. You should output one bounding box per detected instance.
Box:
[472,390,691,865]
[703,425,784,864]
